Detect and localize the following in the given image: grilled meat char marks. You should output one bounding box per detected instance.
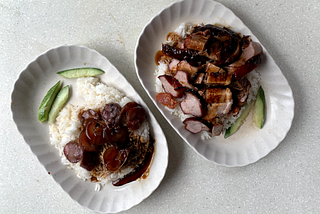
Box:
[156,24,263,135]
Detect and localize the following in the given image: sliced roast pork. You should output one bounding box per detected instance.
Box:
[203,63,232,86]
[158,75,185,98]
[225,36,263,80]
[203,87,233,121]
[183,117,212,134]
[180,89,207,117]
[174,70,195,89]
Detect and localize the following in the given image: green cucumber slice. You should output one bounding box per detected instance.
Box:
[253,86,266,129]
[48,85,70,124]
[224,101,253,138]
[38,81,62,122]
[57,68,104,78]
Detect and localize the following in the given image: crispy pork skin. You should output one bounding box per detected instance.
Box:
[158,75,185,98]
[203,88,233,121]
[183,117,212,134]
[204,63,232,86]
[180,89,207,117]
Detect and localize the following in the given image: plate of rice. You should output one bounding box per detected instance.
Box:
[11,45,168,213]
[135,0,294,166]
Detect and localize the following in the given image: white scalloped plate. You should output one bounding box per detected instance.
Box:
[11,45,168,213]
[135,0,294,166]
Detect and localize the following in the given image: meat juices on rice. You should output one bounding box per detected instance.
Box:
[154,23,263,139]
[49,77,153,190]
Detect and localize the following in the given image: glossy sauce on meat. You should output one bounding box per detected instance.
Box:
[155,23,263,136]
[63,101,154,186]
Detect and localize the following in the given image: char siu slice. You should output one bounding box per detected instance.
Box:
[174,70,195,89]
[224,36,263,80]
[183,117,212,134]
[180,89,207,117]
[158,75,185,98]
[204,63,232,86]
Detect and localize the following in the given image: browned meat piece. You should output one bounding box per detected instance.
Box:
[161,44,208,65]
[103,127,129,147]
[168,58,180,74]
[80,150,100,171]
[204,87,232,103]
[158,75,185,98]
[192,24,241,65]
[79,109,100,127]
[212,123,223,136]
[103,147,129,172]
[203,88,233,121]
[156,92,178,109]
[85,121,104,145]
[64,141,83,163]
[180,89,207,117]
[224,36,263,80]
[174,70,195,89]
[126,106,147,131]
[120,102,140,125]
[78,130,100,152]
[231,77,251,107]
[184,30,211,52]
[204,63,232,86]
[176,60,201,78]
[194,73,205,85]
[183,117,212,134]
[102,103,122,129]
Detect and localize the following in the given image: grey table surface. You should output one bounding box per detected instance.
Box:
[1,0,319,213]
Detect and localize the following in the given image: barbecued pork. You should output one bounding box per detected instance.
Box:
[203,62,232,86]
[180,89,207,117]
[183,117,212,134]
[202,88,233,121]
[225,36,263,80]
[158,75,185,98]
[156,23,263,136]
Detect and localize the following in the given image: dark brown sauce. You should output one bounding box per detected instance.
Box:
[155,50,164,66]
[112,138,155,186]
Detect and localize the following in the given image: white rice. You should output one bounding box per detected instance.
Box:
[49,77,150,190]
[155,23,261,139]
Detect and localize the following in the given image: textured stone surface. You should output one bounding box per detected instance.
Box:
[1,0,320,213]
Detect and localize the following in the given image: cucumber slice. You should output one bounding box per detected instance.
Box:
[57,68,104,78]
[253,86,266,129]
[38,81,62,122]
[48,85,70,124]
[224,101,253,138]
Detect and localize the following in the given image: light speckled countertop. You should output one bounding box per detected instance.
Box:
[1,0,320,213]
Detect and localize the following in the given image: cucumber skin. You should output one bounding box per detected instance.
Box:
[224,101,252,139]
[38,81,62,122]
[48,85,70,124]
[253,86,265,129]
[57,68,104,78]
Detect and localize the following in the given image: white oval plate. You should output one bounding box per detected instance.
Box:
[11,45,168,213]
[135,0,294,167]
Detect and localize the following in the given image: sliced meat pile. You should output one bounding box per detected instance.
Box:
[63,101,154,186]
[155,23,263,136]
